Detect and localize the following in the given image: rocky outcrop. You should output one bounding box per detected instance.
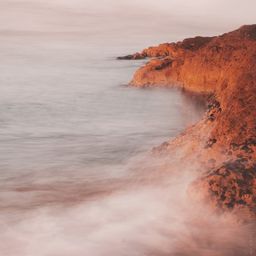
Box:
[118,25,256,219]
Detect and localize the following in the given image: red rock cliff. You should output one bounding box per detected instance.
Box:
[119,25,256,219]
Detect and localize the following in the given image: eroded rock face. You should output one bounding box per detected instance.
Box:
[119,25,256,219]
[196,160,256,216]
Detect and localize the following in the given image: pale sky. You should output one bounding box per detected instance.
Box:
[0,0,255,43]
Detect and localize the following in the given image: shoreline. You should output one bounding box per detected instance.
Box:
[118,25,256,220]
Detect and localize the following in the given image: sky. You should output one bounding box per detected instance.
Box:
[0,0,255,44]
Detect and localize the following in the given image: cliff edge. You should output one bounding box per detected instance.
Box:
[118,25,256,219]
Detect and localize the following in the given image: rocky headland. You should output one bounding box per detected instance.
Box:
[118,25,256,220]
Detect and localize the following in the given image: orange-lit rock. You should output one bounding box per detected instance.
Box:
[119,25,256,219]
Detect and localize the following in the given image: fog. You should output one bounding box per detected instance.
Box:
[0,155,254,256]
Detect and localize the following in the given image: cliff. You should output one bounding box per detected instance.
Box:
[118,25,256,219]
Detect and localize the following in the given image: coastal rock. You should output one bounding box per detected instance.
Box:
[120,25,256,219]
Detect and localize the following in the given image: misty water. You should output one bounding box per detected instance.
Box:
[0,1,255,256]
[0,29,205,185]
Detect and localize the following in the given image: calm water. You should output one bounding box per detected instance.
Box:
[0,26,208,256]
[0,2,253,255]
[0,31,204,184]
